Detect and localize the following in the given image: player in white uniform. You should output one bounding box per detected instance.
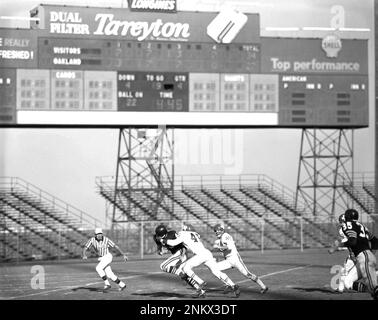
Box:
[160,226,240,298]
[213,223,268,294]
[82,228,128,292]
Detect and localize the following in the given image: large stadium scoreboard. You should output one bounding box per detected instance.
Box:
[0,4,369,127]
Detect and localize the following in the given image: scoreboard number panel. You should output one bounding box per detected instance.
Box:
[17,69,50,111]
[189,73,220,112]
[249,74,278,112]
[0,69,17,123]
[51,70,84,110]
[220,74,249,112]
[117,71,189,112]
[84,71,117,111]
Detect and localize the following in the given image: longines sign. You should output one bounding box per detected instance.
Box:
[128,0,177,13]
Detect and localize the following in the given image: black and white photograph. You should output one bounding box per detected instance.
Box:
[0,0,377,315]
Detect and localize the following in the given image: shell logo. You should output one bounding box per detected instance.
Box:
[322,34,342,58]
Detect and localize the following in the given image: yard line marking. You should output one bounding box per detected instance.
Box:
[260,265,311,279]
[239,265,311,287]
[165,264,312,299]
[5,272,160,300]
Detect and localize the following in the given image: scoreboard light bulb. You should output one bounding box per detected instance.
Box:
[329,83,334,89]
[283,83,288,89]
[0,78,3,84]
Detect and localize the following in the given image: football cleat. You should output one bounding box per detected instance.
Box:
[373,287,378,300]
[260,287,269,294]
[232,285,240,298]
[118,284,126,292]
[223,286,233,294]
[193,289,206,298]
[103,285,111,292]
[199,282,207,290]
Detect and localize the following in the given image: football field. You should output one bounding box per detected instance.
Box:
[0,248,375,300]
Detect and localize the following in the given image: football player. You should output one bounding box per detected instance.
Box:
[153,224,201,291]
[82,228,127,292]
[329,214,358,293]
[160,225,240,298]
[213,223,268,294]
[329,209,378,299]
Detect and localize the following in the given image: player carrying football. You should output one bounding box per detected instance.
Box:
[82,228,128,292]
[213,223,268,294]
[329,209,378,300]
[159,224,240,298]
[153,224,203,291]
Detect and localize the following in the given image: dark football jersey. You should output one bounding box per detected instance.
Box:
[153,230,185,254]
[370,236,378,250]
[341,220,371,256]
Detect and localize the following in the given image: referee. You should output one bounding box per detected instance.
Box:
[82,228,128,291]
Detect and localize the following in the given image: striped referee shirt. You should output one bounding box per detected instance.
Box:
[84,236,115,257]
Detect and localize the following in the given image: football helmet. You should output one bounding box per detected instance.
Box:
[155,224,168,238]
[182,223,194,231]
[213,223,225,238]
[338,214,345,224]
[344,209,359,221]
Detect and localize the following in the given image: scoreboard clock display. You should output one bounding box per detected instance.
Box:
[117,71,189,111]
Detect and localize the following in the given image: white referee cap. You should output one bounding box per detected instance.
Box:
[95,228,103,235]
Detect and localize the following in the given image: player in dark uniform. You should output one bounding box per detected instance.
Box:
[153,224,202,293]
[330,209,378,299]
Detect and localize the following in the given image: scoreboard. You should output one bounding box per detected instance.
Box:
[38,37,260,73]
[0,4,369,127]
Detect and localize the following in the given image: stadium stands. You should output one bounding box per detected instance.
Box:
[0,177,101,262]
[1,173,376,262]
[97,174,376,252]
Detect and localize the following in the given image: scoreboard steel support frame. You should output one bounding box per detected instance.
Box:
[111,127,174,228]
[295,129,353,221]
